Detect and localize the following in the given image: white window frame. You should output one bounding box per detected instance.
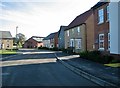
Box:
[67,30,69,36]
[108,33,110,50]
[77,27,80,33]
[72,28,74,34]
[99,34,104,50]
[70,39,74,47]
[107,5,109,21]
[98,9,104,24]
[75,39,81,49]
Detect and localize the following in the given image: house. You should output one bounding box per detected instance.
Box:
[92,2,110,53]
[64,9,95,53]
[23,36,44,48]
[58,26,67,49]
[109,1,120,55]
[43,32,58,48]
[0,31,13,49]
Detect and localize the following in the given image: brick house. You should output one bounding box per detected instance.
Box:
[0,31,13,49]
[92,2,110,53]
[23,36,44,48]
[64,9,95,53]
[43,32,58,48]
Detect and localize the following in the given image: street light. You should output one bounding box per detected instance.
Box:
[16,26,18,49]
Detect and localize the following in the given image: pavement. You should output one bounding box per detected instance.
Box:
[55,52,120,88]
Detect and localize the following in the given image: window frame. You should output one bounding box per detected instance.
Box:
[99,33,104,50]
[77,27,80,35]
[70,39,74,47]
[67,30,69,36]
[108,33,110,50]
[98,8,104,24]
[106,5,109,21]
[75,39,81,49]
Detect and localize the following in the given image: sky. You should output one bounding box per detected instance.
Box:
[0,0,99,39]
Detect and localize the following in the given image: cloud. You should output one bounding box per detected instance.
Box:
[0,0,99,39]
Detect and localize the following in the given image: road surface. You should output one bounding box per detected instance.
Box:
[1,49,100,87]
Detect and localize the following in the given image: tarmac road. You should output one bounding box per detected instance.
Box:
[1,49,100,87]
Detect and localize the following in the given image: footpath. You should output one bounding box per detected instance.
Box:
[55,52,120,88]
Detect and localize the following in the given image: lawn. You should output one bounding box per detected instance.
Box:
[0,50,17,54]
[104,63,120,68]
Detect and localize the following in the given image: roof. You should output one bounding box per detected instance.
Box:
[0,31,13,39]
[58,26,67,36]
[25,36,44,43]
[65,9,92,30]
[31,36,45,38]
[91,2,109,10]
[43,32,57,40]
[31,36,44,42]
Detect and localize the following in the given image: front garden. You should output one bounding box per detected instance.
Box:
[79,50,120,67]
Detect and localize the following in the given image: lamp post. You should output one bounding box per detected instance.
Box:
[16,26,18,49]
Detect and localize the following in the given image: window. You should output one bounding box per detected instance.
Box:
[99,34,104,50]
[98,9,104,24]
[67,30,69,36]
[72,29,74,34]
[7,44,9,48]
[77,27,80,34]
[7,40,9,42]
[70,39,74,47]
[108,33,110,50]
[107,5,109,21]
[75,39,81,49]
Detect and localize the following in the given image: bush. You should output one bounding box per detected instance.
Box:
[102,55,113,64]
[49,47,59,51]
[110,59,120,63]
[80,51,89,59]
[79,50,114,64]
[38,47,49,50]
[61,48,67,53]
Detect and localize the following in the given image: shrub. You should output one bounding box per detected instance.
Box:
[79,50,114,64]
[110,59,120,63]
[38,47,49,50]
[102,55,113,64]
[49,47,59,51]
[80,51,89,59]
[61,48,67,53]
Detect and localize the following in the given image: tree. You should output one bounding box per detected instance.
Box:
[16,33,26,48]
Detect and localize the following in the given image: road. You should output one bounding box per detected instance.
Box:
[1,49,100,87]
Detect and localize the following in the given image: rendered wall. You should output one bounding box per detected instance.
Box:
[109,1,120,54]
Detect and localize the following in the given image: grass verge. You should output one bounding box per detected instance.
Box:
[104,63,120,68]
[0,50,17,54]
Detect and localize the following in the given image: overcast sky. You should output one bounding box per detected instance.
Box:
[0,0,99,39]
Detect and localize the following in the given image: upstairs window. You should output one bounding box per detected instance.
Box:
[67,30,69,36]
[77,27,80,34]
[72,28,74,33]
[107,5,109,21]
[98,9,104,24]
